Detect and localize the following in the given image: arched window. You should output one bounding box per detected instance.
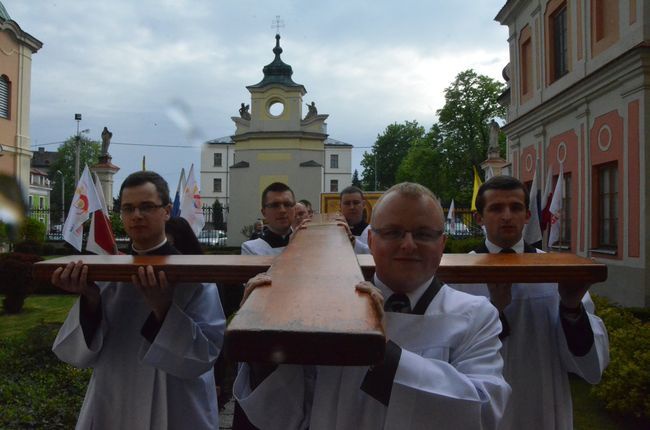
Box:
[0,75,10,119]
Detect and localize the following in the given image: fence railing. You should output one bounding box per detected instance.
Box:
[27,206,483,244]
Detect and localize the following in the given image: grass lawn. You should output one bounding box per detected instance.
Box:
[0,294,76,338]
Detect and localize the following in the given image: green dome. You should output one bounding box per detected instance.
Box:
[248,34,303,89]
[0,2,10,21]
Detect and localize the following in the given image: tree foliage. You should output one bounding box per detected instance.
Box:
[396,69,505,205]
[48,136,102,213]
[351,169,362,188]
[360,121,426,191]
[212,200,225,230]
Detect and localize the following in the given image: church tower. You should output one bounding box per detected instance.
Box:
[228,34,329,244]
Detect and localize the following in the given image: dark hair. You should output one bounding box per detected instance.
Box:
[298,199,312,208]
[165,217,203,254]
[119,171,171,206]
[340,185,364,200]
[475,175,529,215]
[261,182,294,208]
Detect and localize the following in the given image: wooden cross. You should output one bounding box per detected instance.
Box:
[34,215,607,365]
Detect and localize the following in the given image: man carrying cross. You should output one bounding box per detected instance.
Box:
[452,175,609,429]
[51,171,226,429]
[234,182,510,429]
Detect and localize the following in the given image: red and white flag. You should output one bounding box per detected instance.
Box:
[540,165,554,232]
[62,166,101,251]
[180,164,205,236]
[86,173,118,255]
[547,164,564,248]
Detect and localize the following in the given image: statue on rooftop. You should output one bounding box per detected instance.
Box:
[239,103,251,120]
[101,127,112,156]
[305,101,318,120]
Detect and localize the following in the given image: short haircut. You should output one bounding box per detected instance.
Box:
[119,171,171,206]
[261,182,295,208]
[475,175,529,215]
[371,182,442,225]
[340,185,364,200]
[165,217,203,254]
[298,199,312,208]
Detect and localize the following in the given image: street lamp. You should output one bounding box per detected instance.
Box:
[56,170,65,224]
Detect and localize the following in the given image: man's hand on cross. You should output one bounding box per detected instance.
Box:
[51,261,101,310]
[241,272,272,306]
[355,281,386,336]
[131,266,173,323]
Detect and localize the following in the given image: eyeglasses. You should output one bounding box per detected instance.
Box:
[120,203,166,216]
[372,227,444,243]
[263,201,296,209]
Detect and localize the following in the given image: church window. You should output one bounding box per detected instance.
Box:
[545,0,570,85]
[0,75,10,119]
[214,152,222,167]
[268,100,285,117]
[330,179,339,192]
[591,0,619,57]
[213,178,222,193]
[519,25,533,102]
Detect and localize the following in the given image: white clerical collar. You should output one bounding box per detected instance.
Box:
[485,237,525,254]
[132,237,168,255]
[373,273,435,308]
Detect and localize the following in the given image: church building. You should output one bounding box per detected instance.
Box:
[200,34,353,245]
[496,0,648,307]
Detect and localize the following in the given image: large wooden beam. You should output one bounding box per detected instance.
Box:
[34,253,607,285]
[224,221,385,365]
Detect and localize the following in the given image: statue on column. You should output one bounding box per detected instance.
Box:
[487,120,501,159]
[101,127,113,157]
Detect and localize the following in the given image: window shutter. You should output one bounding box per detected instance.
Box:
[0,77,9,119]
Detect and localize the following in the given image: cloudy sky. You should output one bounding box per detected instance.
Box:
[8,0,509,196]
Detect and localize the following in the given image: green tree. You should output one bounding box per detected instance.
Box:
[351,169,362,188]
[434,69,505,205]
[361,121,426,190]
[48,136,102,213]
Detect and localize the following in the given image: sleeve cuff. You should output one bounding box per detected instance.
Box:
[560,303,594,357]
[140,312,164,343]
[498,310,510,341]
[79,295,102,348]
[360,340,402,406]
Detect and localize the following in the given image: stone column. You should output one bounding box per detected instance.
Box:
[91,155,120,209]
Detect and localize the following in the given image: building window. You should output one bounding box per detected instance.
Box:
[551,4,568,81]
[213,178,222,193]
[330,179,339,192]
[558,173,571,249]
[596,163,618,249]
[330,154,339,169]
[39,197,44,209]
[214,152,222,167]
[519,25,533,102]
[0,75,9,119]
[28,195,33,208]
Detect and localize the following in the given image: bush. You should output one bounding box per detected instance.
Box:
[0,323,90,429]
[591,295,650,422]
[0,252,43,313]
[19,217,46,243]
[444,236,484,254]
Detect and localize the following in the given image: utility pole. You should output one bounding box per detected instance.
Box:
[74,113,82,185]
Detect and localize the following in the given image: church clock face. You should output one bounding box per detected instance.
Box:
[267,99,285,117]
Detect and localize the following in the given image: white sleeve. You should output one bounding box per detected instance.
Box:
[241,241,255,255]
[52,297,106,368]
[385,302,510,429]
[138,283,226,379]
[557,292,610,384]
[234,363,312,430]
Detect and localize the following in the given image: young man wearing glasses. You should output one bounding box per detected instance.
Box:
[241,182,296,256]
[235,182,510,429]
[51,171,226,429]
